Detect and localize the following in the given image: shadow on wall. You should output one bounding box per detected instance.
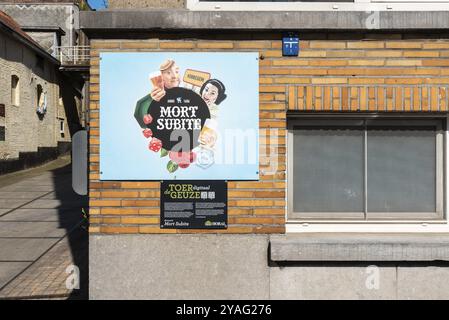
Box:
[0,143,71,175]
[0,72,85,176]
[59,73,85,137]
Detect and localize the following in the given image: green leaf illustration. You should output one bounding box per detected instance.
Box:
[167,160,178,173]
[160,148,168,157]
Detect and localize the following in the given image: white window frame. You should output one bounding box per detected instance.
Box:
[187,0,449,11]
[11,75,20,107]
[59,119,65,134]
[286,114,449,234]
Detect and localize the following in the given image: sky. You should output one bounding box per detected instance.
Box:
[87,0,107,10]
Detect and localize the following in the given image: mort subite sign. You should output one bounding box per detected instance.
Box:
[160,180,227,229]
[99,52,259,180]
[135,87,210,152]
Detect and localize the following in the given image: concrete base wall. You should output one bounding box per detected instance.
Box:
[89,234,270,299]
[89,234,449,300]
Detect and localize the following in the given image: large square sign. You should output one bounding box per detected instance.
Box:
[99,52,259,180]
[160,180,227,229]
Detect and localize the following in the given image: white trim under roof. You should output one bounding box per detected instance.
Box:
[187,0,449,11]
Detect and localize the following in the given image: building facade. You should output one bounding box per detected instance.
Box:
[82,4,449,299]
[0,1,90,124]
[0,10,82,173]
[0,0,89,49]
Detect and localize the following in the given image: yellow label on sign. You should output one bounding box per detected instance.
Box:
[183,69,211,87]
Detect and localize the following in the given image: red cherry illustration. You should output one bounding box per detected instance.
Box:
[143,114,153,125]
[169,151,196,165]
[149,137,162,152]
[142,128,153,138]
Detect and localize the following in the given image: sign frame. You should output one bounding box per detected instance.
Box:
[160,180,228,229]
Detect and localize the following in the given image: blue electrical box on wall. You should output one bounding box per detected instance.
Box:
[282,35,299,56]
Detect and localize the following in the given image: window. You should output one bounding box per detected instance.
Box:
[288,117,445,221]
[35,55,44,71]
[0,104,4,141]
[36,84,43,109]
[11,75,19,106]
[37,85,43,103]
[59,119,65,137]
[58,88,63,107]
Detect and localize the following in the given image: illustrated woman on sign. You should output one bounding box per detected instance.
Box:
[199,79,227,120]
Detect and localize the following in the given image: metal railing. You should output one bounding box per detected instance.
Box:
[54,46,90,65]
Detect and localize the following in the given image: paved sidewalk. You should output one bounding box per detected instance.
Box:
[0,156,88,299]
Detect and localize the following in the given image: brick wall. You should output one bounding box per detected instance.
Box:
[88,35,449,234]
[0,31,69,160]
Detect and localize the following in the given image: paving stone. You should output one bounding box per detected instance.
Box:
[0,159,87,299]
[0,227,88,299]
[40,191,84,200]
[0,208,82,222]
[0,199,33,209]
[21,199,87,210]
[0,238,59,261]
[0,185,56,192]
[0,222,69,238]
[0,192,49,199]
[0,262,31,289]
[9,182,57,187]
[23,178,59,184]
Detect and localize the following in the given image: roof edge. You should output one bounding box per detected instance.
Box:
[0,14,60,65]
[80,10,449,33]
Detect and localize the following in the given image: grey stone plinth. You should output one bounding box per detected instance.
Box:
[397,266,449,299]
[270,234,449,262]
[270,265,397,300]
[90,234,449,299]
[89,234,270,300]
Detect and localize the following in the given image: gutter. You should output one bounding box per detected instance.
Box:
[22,26,66,36]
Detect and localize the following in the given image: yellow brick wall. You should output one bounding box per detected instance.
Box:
[89,36,449,234]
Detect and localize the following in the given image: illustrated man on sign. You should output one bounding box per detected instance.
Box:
[150,59,181,102]
[134,59,182,128]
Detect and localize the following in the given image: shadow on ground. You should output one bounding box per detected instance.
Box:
[50,163,88,300]
[0,156,88,300]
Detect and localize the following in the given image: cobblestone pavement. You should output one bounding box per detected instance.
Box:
[0,156,88,299]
